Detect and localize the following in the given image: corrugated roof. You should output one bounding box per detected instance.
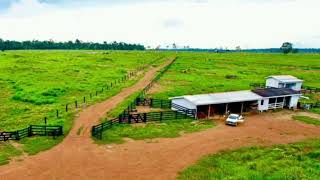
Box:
[267,75,303,83]
[252,88,301,97]
[172,90,263,106]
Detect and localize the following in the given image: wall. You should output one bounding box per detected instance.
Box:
[266,78,279,88]
[171,98,197,110]
[291,82,302,91]
[289,95,300,108]
[258,98,269,111]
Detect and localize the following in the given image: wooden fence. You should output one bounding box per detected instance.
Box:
[299,102,320,109]
[0,125,63,142]
[136,98,172,109]
[249,83,265,88]
[301,86,320,94]
[91,57,199,140]
[92,110,195,140]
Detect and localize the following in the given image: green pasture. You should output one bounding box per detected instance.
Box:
[293,116,320,125]
[0,50,168,131]
[0,50,170,158]
[148,53,320,99]
[96,119,215,144]
[179,139,320,180]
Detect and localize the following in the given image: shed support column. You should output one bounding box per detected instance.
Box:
[208,105,211,118]
[241,102,244,114]
[275,98,278,109]
[225,103,229,115]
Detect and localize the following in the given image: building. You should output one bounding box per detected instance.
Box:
[266,75,303,91]
[171,75,303,119]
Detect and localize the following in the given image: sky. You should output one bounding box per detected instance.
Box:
[0,0,319,49]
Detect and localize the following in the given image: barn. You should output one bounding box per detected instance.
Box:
[171,75,303,119]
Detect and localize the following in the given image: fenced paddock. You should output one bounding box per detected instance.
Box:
[91,57,199,140]
[136,98,172,109]
[92,110,195,140]
[0,125,63,142]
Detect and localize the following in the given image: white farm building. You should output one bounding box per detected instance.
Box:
[171,75,303,119]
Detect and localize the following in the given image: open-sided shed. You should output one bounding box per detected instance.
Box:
[171,88,301,119]
[171,90,263,119]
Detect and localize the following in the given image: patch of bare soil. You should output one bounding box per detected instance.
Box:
[1,60,320,180]
[147,83,164,94]
[135,106,165,113]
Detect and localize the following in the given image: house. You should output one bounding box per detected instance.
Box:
[266,75,303,91]
[253,88,301,111]
[171,75,303,119]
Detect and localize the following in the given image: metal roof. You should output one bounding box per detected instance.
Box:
[267,75,303,83]
[252,88,301,97]
[171,90,263,106]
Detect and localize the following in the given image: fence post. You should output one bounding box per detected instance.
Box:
[150,99,153,107]
[66,104,68,112]
[119,114,122,123]
[175,111,178,119]
[90,93,92,99]
[184,110,187,119]
[44,117,47,136]
[16,131,20,140]
[56,110,59,118]
[143,113,147,123]
[28,126,32,137]
[96,91,98,96]
[160,112,163,121]
[75,100,78,109]
[84,96,86,103]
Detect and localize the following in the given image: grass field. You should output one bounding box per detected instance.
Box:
[97,119,215,144]
[148,53,320,99]
[0,143,22,165]
[1,51,320,166]
[0,50,170,159]
[0,50,168,131]
[179,139,320,180]
[293,116,320,125]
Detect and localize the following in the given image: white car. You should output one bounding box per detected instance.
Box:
[225,114,244,126]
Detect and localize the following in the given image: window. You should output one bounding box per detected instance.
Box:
[261,100,264,105]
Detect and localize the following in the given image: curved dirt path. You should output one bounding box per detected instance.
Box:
[0,58,174,179]
[0,61,320,179]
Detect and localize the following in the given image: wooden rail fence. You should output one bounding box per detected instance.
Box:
[91,57,200,140]
[92,110,195,140]
[0,125,63,142]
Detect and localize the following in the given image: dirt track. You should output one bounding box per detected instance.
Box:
[1,58,320,179]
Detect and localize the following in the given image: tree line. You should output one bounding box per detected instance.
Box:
[0,39,145,51]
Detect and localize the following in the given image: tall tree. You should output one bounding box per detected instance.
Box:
[280,42,293,54]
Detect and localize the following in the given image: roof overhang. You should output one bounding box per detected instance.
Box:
[171,90,263,106]
[266,75,303,83]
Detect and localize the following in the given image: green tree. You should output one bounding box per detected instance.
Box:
[280,42,293,54]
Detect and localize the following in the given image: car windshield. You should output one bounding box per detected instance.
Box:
[229,115,238,119]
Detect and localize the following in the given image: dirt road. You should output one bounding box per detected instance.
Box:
[1,59,320,179]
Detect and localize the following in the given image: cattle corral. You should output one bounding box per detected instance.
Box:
[0,51,320,179]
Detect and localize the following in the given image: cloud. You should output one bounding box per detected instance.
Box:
[0,0,319,48]
[163,19,184,28]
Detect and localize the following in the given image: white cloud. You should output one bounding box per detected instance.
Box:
[0,0,319,48]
